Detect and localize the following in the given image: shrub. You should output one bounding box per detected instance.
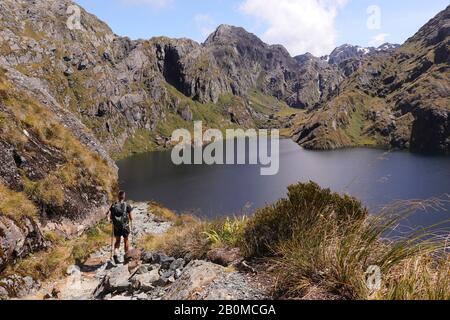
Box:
[242,182,449,300]
[243,181,368,257]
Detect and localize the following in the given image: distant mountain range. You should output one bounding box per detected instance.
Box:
[292,6,449,153]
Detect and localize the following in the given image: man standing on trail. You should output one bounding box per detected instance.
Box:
[108,190,133,264]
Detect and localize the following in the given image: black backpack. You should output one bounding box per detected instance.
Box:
[110,202,129,229]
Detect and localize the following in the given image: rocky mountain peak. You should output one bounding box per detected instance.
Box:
[377,43,400,51]
[204,24,264,47]
[328,44,372,65]
[294,52,317,64]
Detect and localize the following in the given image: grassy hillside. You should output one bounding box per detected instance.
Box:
[0,69,116,222]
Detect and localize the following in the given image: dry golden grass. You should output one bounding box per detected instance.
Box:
[148,201,179,223]
[0,182,37,219]
[380,254,450,300]
[7,221,112,281]
[148,183,450,301]
[0,72,117,204]
[141,202,250,259]
[139,212,210,259]
[243,183,450,300]
[23,175,65,207]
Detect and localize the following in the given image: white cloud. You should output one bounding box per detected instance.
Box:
[368,33,389,47]
[239,0,347,56]
[120,0,172,8]
[194,14,216,39]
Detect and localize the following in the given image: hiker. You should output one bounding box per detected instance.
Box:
[108,190,133,264]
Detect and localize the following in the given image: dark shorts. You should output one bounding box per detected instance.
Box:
[113,225,130,238]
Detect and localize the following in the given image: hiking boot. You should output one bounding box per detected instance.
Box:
[113,255,120,265]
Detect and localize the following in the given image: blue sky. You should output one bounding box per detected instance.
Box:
[75,0,448,56]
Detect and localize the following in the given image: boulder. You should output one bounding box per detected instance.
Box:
[135,265,151,275]
[162,260,224,300]
[174,269,183,279]
[66,265,81,276]
[124,248,141,264]
[96,265,132,296]
[161,269,175,279]
[0,286,8,300]
[131,269,160,292]
[134,292,149,300]
[207,247,243,267]
[141,251,154,264]
[169,258,185,271]
[0,274,37,299]
[0,215,46,271]
[160,255,175,270]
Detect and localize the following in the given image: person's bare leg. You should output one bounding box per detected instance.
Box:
[124,237,129,254]
[114,237,121,256]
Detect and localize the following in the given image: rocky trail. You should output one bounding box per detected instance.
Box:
[23,203,268,300]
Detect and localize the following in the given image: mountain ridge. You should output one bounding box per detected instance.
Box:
[292,5,450,153]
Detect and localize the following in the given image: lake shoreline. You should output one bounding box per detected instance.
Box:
[117,139,450,232]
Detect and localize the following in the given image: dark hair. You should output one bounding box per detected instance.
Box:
[118,190,126,201]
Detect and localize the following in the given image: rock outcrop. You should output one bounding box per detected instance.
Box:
[0,216,45,272]
[325,43,399,66]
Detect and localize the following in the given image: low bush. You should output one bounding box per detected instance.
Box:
[243,181,368,257]
[242,182,449,300]
[203,216,248,249]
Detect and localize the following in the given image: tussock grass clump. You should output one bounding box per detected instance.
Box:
[23,175,65,207]
[203,216,248,249]
[139,213,210,259]
[0,182,37,219]
[243,181,367,257]
[143,203,249,258]
[71,221,112,264]
[148,201,179,223]
[242,182,450,300]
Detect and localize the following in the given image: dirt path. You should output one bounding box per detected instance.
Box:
[23,202,268,300]
[24,203,171,300]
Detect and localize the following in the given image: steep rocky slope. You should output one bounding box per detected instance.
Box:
[0,65,116,271]
[293,5,450,154]
[205,25,343,109]
[0,0,271,157]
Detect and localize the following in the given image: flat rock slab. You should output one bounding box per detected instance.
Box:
[162,260,225,300]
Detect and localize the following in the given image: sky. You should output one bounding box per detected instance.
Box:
[74,0,449,57]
